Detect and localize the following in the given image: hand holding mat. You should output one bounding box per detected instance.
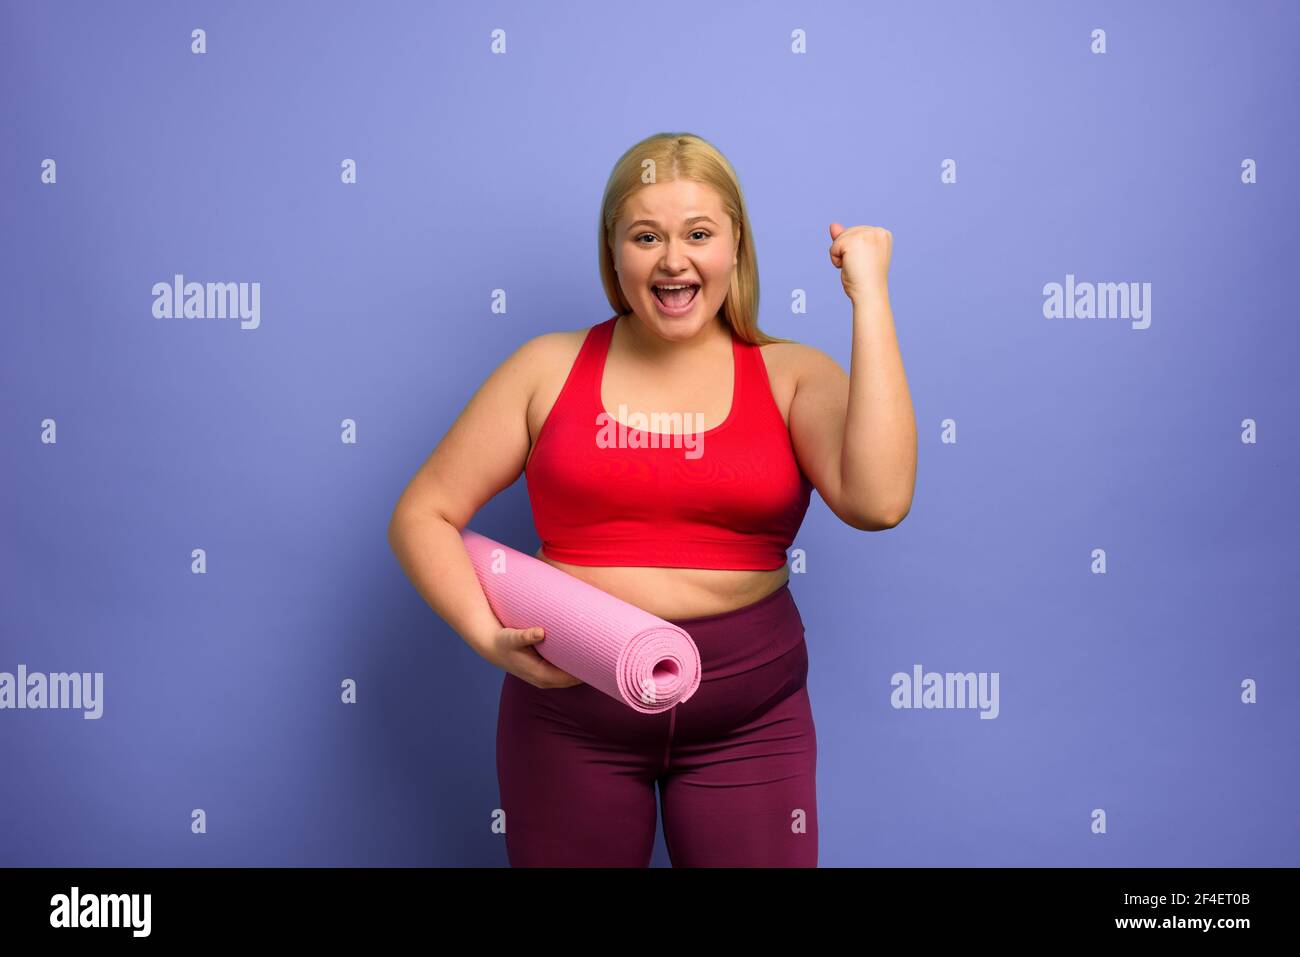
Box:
[460,528,701,714]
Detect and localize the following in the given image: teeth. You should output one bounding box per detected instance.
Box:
[655,283,697,290]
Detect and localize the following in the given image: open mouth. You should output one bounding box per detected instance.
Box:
[652,282,700,309]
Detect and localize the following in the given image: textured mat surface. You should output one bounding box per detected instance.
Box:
[461,529,701,713]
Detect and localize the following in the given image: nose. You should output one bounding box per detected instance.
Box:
[659,236,691,273]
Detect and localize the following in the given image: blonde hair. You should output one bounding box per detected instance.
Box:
[597,132,794,347]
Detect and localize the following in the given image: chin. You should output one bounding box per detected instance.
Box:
[635,299,720,336]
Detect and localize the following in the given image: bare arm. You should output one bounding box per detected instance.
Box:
[800,223,917,528]
[386,333,579,687]
[787,297,917,532]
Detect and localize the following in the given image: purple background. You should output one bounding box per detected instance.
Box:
[2,0,1297,866]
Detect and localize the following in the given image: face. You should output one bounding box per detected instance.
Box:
[610,179,739,341]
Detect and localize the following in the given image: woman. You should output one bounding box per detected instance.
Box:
[388,132,917,867]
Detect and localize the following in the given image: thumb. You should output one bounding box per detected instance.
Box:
[516,626,545,644]
[829,222,845,240]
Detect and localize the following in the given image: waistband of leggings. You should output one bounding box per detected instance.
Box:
[666,580,792,627]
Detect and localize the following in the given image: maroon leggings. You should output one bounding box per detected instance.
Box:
[495,581,817,867]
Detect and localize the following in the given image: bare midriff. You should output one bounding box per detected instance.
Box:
[532,547,789,620]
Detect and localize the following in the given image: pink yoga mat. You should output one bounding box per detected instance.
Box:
[461,529,702,714]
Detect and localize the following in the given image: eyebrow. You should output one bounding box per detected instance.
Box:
[625,216,719,232]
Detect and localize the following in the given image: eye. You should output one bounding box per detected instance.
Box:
[633,230,711,245]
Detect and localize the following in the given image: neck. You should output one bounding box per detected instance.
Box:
[618,313,731,365]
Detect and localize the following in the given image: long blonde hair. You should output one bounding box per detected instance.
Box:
[597,132,793,347]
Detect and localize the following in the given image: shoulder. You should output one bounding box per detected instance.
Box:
[757,338,845,396]
[506,323,597,380]
[513,322,606,422]
[521,324,598,378]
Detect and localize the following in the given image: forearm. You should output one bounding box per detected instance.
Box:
[387,509,502,654]
[840,293,917,525]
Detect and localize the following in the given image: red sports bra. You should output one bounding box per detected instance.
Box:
[524,315,814,570]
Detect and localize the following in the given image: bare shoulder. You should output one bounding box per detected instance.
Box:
[520,324,595,438]
[757,338,846,405]
[498,325,583,390]
[522,325,589,385]
[526,325,590,360]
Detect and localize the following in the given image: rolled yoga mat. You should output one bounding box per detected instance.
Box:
[460,528,702,714]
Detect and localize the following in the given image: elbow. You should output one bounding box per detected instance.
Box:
[876,500,912,529]
[387,502,453,550]
[386,503,418,551]
[879,507,909,529]
[849,502,910,531]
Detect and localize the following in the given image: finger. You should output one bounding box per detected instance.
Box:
[829,222,844,240]
[829,228,850,261]
[516,639,571,679]
[528,658,582,688]
[514,626,545,646]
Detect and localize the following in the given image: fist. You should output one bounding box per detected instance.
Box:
[828,223,892,303]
